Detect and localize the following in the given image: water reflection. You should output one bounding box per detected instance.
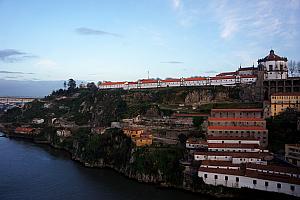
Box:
[0,135,205,200]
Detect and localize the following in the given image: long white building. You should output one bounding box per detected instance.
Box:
[198,163,300,197]
[98,75,257,90]
[195,135,300,197]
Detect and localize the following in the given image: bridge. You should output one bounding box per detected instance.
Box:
[0,97,36,105]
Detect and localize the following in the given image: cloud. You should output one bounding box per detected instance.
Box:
[0,49,38,62]
[161,61,184,64]
[4,76,22,79]
[0,70,35,75]
[220,15,238,39]
[172,0,181,10]
[75,27,122,37]
[212,0,300,42]
[36,59,58,68]
[0,49,27,62]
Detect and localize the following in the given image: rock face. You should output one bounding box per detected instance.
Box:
[184,89,230,105]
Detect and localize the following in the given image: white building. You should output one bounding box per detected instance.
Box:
[56,129,72,137]
[186,139,208,149]
[258,50,288,80]
[194,152,271,164]
[32,118,44,124]
[160,78,182,87]
[198,163,300,197]
[183,77,206,86]
[207,136,260,145]
[285,144,300,167]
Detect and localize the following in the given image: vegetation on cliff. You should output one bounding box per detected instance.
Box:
[267,108,300,153]
[130,146,185,185]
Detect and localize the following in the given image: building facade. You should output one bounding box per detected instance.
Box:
[258,50,288,80]
[271,92,300,116]
[208,108,268,147]
[198,164,300,197]
[285,144,300,167]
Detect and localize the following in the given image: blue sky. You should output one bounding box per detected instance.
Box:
[0,0,300,83]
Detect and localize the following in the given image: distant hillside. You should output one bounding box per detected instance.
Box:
[0,79,64,97]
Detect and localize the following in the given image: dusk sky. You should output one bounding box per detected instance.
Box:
[1,0,300,83]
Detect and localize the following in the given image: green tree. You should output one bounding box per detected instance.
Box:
[63,81,67,90]
[87,82,98,91]
[178,133,187,145]
[193,116,205,130]
[67,78,76,90]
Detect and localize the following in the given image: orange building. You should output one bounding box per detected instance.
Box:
[123,127,153,146]
[15,127,34,134]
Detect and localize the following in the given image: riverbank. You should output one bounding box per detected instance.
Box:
[1,129,298,200]
[0,128,233,198]
[0,135,213,200]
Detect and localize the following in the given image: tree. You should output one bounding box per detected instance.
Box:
[297,61,300,76]
[87,82,98,91]
[192,116,205,130]
[178,133,187,145]
[63,81,67,90]
[67,79,76,90]
[288,60,296,77]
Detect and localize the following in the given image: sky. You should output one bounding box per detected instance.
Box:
[0,0,300,85]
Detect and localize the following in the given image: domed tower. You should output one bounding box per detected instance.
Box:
[257,50,288,80]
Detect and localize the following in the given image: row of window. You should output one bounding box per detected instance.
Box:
[272,96,299,99]
[268,64,285,71]
[210,122,264,126]
[210,149,257,152]
[204,174,295,191]
[210,130,267,134]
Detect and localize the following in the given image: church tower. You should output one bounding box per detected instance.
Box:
[257,50,288,80]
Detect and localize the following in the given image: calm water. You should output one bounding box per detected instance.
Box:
[0,133,208,200]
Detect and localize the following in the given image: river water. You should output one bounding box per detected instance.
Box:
[0,134,210,200]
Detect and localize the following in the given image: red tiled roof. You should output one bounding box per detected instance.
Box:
[271,92,300,97]
[127,81,138,85]
[187,140,208,145]
[211,108,263,112]
[194,151,270,158]
[246,163,300,174]
[161,79,181,82]
[208,117,264,122]
[201,160,241,167]
[15,127,34,133]
[258,50,287,62]
[139,79,158,84]
[238,67,256,71]
[198,167,245,176]
[208,143,260,149]
[207,126,267,131]
[207,136,259,141]
[184,77,206,81]
[245,169,300,185]
[101,81,126,86]
[173,113,209,117]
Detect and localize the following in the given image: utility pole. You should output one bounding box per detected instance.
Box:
[147,70,149,79]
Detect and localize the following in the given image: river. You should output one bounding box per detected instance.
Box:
[0,133,210,200]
